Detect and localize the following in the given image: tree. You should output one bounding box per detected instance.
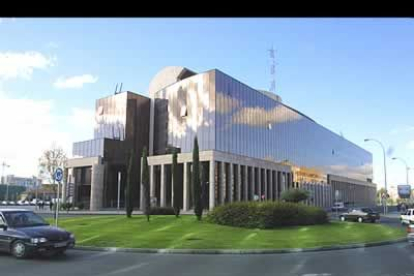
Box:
[281,189,309,203]
[125,149,134,218]
[38,144,67,185]
[141,147,151,222]
[192,136,202,220]
[38,144,67,202]
[172,149,180,218]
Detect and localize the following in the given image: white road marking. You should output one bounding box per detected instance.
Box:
[99,262,149,276]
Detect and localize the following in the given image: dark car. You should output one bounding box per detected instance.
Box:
[0,209,75,258]
[339,207,380,223]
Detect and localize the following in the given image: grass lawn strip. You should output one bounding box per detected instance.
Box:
[51,215,406,249]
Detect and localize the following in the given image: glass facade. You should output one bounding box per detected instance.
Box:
[153,72,215,154]
[72,138,105,158]
[153,69,373,183]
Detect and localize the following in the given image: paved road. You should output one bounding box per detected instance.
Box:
[1,243,414,276]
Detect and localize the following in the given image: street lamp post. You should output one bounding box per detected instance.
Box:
[364,138,388,214]
[392,157,410,185]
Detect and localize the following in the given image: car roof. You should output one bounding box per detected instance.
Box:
[0,209,32,212]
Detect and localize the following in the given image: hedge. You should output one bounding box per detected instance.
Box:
[207,201,328,229]
[149,207,175,215]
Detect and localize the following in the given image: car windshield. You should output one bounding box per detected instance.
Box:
[3,211,49,228]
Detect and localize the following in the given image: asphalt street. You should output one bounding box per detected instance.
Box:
[1,208,411,276]
[1,243,414,276]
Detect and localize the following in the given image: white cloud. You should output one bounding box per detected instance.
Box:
[46,42,59,49]
[407,141,414,150]
[0,51,55,80]
[390,125,414,135]
[0,92,95,178]
[232,104,303,127]
[68,108,95,136]
[54,74,98,89]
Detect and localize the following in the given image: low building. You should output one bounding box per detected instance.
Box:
[65,66,377,210]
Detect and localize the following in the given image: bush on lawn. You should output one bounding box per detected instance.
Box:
[281,189,309,203]
[150,207,175,215]
[207,201,328,229]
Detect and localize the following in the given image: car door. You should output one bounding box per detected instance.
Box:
[402,210,410,224]
[0,213,11,252]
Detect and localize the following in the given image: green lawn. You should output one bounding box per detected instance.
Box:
[50,215,406,249]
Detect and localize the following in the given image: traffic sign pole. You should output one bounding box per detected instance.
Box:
[54,168,63,227]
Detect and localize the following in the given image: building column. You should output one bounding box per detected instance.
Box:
[160,164,166,207]
[275,171,279,200]
[209,160,215,210]
[90,163,104,211]
[183,162,189,211]
[258,168,262,199]
[150,165,155,198]
[237,164,242,201]
[229,163,234,203]
[243,166,248,201]
[250,167,255,200]
[269,170,273,201]
[263,169,267,200]
[220,161,226,204]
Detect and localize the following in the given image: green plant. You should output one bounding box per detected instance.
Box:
[192,136,202,221]
[207,201,328,229]
[76,202,85,210]
[141,147,151,222]
[172,149,180,218]
[149,207,175,215]
[125,149,134,218]
[281,189,309,203]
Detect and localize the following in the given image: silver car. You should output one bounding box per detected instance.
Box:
[407,224,414,245]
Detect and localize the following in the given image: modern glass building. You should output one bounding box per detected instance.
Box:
[65,66,376,210]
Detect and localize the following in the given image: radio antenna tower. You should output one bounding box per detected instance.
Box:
[268,46,276,93]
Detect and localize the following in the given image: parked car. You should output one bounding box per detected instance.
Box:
[400,209,414,225]
[1,201,7,206]
[0,209,76,258]
[8,201,16,206]
[331,202,346,212]
[339,207,380,223]
[407,224,414,245]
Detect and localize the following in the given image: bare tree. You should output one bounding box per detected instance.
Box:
[38,143,67,199]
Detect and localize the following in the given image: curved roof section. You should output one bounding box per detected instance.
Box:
[256,89,283,103]
[148,66,196,97]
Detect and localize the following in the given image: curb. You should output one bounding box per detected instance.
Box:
[74,237,408,255]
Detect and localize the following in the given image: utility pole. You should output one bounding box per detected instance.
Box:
[2,162,10,201]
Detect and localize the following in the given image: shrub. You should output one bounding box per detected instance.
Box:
[150,207,175,215]
[207,201,328,229]
[281,189,309,203]
[76,202,85,210]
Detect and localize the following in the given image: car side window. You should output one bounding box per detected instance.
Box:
[0,215,4,224]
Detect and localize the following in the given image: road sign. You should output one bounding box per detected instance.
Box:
[54,168,63,182]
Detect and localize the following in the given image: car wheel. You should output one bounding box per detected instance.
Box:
[358,217,363,223]
[11,240,28,259]
[340,216,346,221]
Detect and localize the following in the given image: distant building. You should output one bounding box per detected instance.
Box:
[5,175,39,188]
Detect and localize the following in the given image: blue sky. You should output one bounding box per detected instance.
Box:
[0,18,413,191]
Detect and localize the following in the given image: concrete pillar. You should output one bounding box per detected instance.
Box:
[220,161,226,204]
[243,166,248,201]
[269,170,273,201]
[275,171,279,200]
[183,162,189,211]
[250,167,255,201]
[140,161,144,210]
[90,163,104,211]
[258,168,262,200]
[229,163,234,203]
[209,160,215,210]
[150,165,155,198]
[160,164,166,207]
[237,164,242,201]
[263,169,267,200]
